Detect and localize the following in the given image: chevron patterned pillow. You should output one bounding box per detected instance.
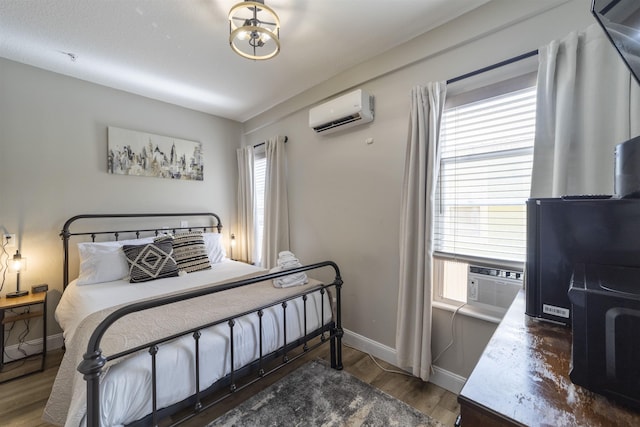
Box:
[123,240,179,283]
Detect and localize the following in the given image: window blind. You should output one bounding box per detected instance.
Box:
[253,149,267,264]
[434,85,536,263]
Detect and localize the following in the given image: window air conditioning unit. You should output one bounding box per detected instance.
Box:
[467,265,523,314]
[309,89,374,135]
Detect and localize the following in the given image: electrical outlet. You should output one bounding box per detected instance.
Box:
[2,234,16,247]
[180,221,188,228]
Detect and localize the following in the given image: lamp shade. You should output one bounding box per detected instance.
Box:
[7,250,28,298]
[229,1,280,60]
[9,250,26,273]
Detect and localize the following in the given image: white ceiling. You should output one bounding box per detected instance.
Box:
[0,0,490,122]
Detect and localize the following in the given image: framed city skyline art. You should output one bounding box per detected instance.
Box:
[107,126,203,181]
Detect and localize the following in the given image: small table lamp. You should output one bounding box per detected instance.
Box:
[230,233,236,261]
[7,250,28,298]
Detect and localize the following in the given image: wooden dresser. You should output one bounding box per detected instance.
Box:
[458,290,640,426]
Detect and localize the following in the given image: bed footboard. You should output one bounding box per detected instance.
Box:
[78,261,343,427]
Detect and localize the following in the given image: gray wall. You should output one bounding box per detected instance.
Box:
[0,0,599,382]
[241,0,595,379]
[0,58,241,338]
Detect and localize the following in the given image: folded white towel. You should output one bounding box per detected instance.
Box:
[279,259,300,268]
[273,272,308,288]
[278,251,295,259]
[270,251,308,288]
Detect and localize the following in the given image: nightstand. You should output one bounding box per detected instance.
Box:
[0,292,47,383]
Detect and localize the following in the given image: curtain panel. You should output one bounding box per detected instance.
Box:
[262,135,290,269]
[396,82,447,381]
[532,23,640,197]
[236,145,255,264]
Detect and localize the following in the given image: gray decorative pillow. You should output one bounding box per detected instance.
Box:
[155,231,211,273]
[123,240,179,283]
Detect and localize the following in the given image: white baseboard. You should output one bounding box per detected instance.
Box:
[343,328,398,366]
[342,328,466,394]
[3,333,64,362]
[430,365,467,394]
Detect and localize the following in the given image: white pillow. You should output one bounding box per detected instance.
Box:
[203,233,227,264]
[76,237,155,285]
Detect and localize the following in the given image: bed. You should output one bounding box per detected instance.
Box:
[43,213,343,427]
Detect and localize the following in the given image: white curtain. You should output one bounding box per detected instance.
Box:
[396,82,447,381]
[531,23,640,197]
[261,135,290,269]
[236,145,255,264]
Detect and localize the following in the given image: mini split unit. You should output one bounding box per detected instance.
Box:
[309,89,374,135]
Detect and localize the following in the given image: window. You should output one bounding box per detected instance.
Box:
[253,148,267,265]
[434,80,536,304]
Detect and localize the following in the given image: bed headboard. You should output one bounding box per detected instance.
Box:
[60,213,222,289]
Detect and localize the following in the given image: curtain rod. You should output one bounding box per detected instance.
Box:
[447,49,538,85]
[253,136,288,149]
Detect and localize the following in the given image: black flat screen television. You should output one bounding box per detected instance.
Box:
[593,0,640,198]
[592,0,640,86]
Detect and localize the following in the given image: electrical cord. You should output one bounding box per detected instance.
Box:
[3,307,33,364]
[343,342,414,378]
[16,310,31,359]
[431,302,466,366]
[0,237,9,294]
[3,318,17,362]
[344,302,467,379]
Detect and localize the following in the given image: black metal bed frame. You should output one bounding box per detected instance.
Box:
[60,213,343,427]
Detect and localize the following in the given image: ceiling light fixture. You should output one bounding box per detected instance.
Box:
[229,0,280,61]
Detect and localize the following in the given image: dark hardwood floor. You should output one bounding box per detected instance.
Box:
[0,343,459,426]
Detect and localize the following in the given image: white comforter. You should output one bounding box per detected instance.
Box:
[44,260,333,427]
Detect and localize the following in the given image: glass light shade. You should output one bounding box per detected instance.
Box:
[229,233,236,261]
[10,251,26,272]
[7,250,28,297]
[229,1,280,60]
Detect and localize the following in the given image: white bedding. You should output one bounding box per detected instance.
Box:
[45,260,333,427]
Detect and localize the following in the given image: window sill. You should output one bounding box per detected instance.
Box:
[432,300,504,324]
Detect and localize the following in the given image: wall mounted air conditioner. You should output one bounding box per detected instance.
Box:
[467,265,523,315]
[309,89,374,135]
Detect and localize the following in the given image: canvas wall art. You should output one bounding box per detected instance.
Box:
[107,126,203,181]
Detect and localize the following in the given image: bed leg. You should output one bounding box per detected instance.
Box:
[330,327,343,370]
[332,273,344,371]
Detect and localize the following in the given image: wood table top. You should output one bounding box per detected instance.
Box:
[458,290,640,426]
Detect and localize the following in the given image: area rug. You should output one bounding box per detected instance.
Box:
[207,359,444,427]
